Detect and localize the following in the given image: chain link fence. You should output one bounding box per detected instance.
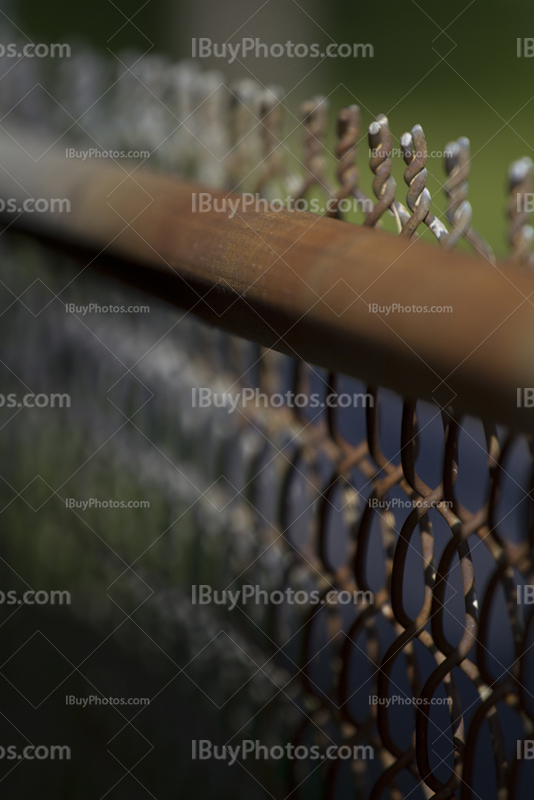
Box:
[1,35,534,800]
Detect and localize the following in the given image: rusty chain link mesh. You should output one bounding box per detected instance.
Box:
[2,37,534,800]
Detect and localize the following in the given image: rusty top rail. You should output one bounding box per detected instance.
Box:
[0,130,533,433]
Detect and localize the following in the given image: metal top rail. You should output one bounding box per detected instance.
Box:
[0,130,533,434]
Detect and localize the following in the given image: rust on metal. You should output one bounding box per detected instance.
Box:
[0,131,533,435]
[1,46,534,799]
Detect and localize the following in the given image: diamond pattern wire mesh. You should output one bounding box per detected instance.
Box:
[1,38,534,800]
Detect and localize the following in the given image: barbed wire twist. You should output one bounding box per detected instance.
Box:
[327,105,369,219]
[364,114,410,232]
[295,95,334,202]
[443,137,495,260]
[401,124,448,242]
[508,157,534,269]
